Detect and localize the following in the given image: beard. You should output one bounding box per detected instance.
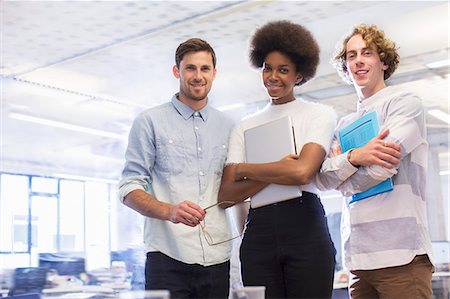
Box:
[180,81,209,102]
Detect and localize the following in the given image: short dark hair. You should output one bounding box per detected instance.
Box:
[249,20,320,85]
[175,38,216,68]
[332,24,400,84]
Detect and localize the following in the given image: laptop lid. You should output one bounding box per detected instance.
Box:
[244,116,301,208]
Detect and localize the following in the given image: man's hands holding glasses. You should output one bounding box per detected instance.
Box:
[169,200,242,245]
[169,200,206,227]
[169,200,235,227]
[200,201,242,246]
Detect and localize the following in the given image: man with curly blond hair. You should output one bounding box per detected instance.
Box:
[316,24,434,299]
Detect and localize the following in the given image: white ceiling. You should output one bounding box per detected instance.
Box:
[1,0,449,180]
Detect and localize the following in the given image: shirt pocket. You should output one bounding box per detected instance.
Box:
[155,135,186,175]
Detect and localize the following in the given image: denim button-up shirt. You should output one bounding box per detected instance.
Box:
[119,94,234,266]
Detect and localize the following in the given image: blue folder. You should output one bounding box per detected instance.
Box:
[338,111,393,204]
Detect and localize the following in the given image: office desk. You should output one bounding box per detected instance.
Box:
[40,280,132,299]
[43,285,115,295]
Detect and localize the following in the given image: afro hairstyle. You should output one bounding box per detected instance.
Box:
[249,20,320,85]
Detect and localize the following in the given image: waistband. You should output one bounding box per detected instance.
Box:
[250,191,319,211]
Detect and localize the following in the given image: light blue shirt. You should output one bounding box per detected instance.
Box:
[119,94,235,266]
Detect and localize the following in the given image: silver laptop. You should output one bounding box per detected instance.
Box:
[244,116,302,208]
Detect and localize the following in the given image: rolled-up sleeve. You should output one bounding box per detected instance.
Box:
[118,175,148,203]
[315,151,359,191]
[336,94,424,195]
[118,112,155,202]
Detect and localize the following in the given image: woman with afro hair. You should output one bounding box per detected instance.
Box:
[218,20,337,298]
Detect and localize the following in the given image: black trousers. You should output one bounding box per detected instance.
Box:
[240,193,336,299]
[145,251,230,299]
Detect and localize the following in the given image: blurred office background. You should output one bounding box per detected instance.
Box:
[0,0,449,296]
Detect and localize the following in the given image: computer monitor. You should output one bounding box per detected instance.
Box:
[38,253,85,276]
[8,267,47,296]
[432,241,450,264]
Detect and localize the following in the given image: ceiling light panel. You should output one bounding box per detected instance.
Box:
[9,1,382,108]
[1,1,234,76]
[2,1,448,179]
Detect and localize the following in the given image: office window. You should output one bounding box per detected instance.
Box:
[60,180,85,252]
[31,177,58,194]
[109,184,119,251]
[0,253,30,269]
[0,173,117,271]
[12,215,37,253]
[85,181,111,270]
[31,195,58,252]
[0,174,29,252]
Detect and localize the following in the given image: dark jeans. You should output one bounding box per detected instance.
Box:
[145,251,230,299]
[240,193,336,299]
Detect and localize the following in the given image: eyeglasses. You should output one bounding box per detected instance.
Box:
[200,201,242,246]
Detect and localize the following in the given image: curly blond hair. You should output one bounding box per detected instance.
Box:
[332,24,399,84]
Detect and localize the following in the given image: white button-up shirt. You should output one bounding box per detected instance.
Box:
[316,86,434,270]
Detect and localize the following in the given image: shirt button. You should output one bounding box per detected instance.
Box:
[198,147,202,151]
[195,126,199,130]
[168,139,173,144]
[199,171,204,176]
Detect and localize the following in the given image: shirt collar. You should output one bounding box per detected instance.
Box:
[171,93,209,121]
[357,86,392,112]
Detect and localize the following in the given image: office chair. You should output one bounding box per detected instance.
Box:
[7,267,47,297]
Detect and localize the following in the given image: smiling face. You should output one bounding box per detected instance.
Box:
[345,34,388,99]
[173,50,216,110]
[262,51,302,105]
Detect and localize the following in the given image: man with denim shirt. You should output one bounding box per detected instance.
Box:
[118,38,234,298]
[316,24,434,298]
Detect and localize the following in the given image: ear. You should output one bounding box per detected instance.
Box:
[172,65,180,78]
[382,64,389,71]
[295,73,303,85]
